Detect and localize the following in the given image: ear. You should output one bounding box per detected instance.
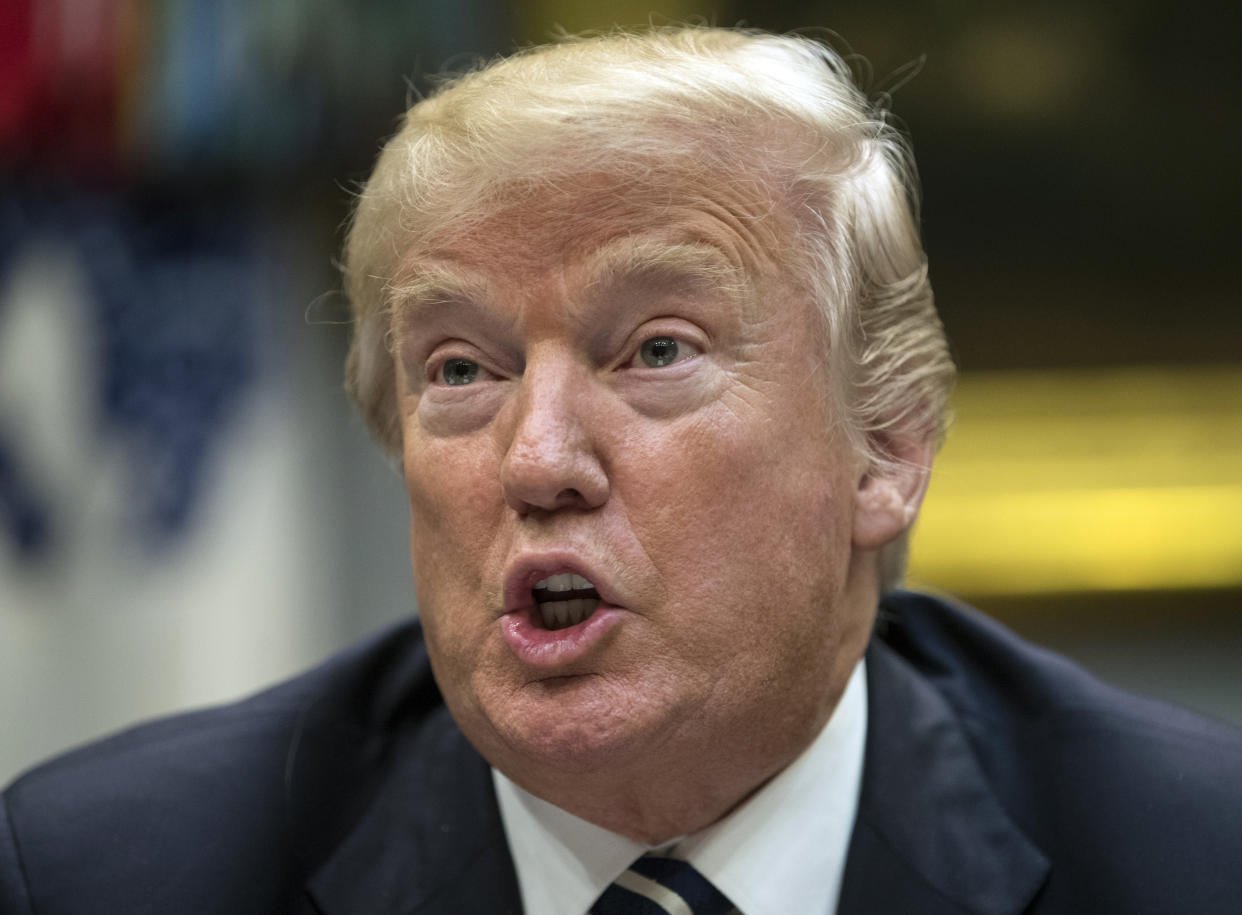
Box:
[852,432,935,551]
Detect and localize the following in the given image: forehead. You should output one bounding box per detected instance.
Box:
[395,168,800,307]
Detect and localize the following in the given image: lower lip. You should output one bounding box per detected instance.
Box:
[501,604,625,669]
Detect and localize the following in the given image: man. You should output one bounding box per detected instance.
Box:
[3,26,1240,915]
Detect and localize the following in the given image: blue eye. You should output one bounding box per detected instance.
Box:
[442,358,480,385]
[639,336,681,367]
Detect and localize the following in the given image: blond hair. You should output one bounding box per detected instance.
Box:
[342,26,955,590]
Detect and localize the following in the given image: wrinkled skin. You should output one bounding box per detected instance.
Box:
[393,175,927,842]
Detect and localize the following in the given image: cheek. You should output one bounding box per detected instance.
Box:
[402,436,506,708]
[619,405,852,610]
[396,368,502,530]
[650,407,854,665]
[615,414,852,724]
[403,431,503,619]
[405,427,499,531]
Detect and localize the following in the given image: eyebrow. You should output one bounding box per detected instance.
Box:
[581,239,750,310]
[387,237,751,333]
[386,265,500,335]
[384,267,529,367]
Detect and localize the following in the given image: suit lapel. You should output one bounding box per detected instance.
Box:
[306,703,523,915]
[837,640,1049,915]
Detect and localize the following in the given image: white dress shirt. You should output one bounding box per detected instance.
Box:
[493,659,868,915]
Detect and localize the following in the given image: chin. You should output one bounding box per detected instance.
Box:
[483,677,682,777]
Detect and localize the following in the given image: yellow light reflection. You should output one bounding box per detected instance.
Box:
[908,366,1242,595]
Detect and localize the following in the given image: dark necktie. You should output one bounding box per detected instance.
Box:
[591,856,737,915]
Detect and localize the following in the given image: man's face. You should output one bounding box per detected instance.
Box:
[393,172,877,803]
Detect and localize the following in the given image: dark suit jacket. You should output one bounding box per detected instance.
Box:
[3,592,1241,914]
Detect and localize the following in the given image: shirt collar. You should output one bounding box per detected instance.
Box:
[493,659,868,915]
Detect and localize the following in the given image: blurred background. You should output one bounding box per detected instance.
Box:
[2,0,1239,782]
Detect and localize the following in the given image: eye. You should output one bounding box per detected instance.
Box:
[440,357,481,386]
[636,335,695,368]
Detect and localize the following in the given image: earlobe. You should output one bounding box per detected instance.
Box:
[852,434,934,550]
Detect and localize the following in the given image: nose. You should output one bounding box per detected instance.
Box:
[500,361,610,515]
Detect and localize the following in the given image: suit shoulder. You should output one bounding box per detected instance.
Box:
[1,619,437,914]
[878,590,1242,755]
[7,618,432,790]
[877,591,1242,910]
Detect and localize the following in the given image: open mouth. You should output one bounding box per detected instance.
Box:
[532,573,601,630]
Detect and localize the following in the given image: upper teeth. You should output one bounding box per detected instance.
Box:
[532,573,599,630]
[534,573,594,592]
